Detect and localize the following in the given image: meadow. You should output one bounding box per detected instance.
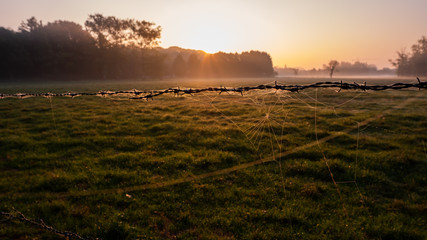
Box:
[1,77,426,239]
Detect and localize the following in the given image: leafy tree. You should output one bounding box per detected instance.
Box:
[84,14,161,49]
[27,20,96,77]
[239,51,275,77]
[18,16,42,33]
[339,61,377,74]
[0,18,99,78]
[0,16,276,80]
[390,36,427,76]
[0,27,29,78]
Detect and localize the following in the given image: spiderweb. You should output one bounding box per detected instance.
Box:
[171,79,425,226]
[1,78,426,238]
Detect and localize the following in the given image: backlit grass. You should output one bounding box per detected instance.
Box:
[1,78,426,239]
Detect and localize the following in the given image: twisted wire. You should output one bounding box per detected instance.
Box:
[1,79,425,101]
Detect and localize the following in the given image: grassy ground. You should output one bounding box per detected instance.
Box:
[1,77,426,239]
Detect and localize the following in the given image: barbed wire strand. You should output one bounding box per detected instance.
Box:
[1,79,425,100]
[1,207,91,240]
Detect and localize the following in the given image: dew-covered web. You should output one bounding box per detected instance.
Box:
[2,81,422,196]
[1,79,426,238]
[186,82,293,198]
[175,79,422,219]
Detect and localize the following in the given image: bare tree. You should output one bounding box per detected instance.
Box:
[324,60,339,78]
[292,68,299,75]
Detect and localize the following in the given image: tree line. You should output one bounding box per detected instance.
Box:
[169,50,275,78]
[390,36,427,76]
[275,61,394,77]
[277,35,427,78]
[0,15,275,80]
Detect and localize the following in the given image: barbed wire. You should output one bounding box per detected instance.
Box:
[1,78,425,101]
[1,208,91,240]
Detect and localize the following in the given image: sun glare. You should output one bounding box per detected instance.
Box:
[184,17,234,54]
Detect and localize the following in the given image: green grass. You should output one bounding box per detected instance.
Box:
[1,77,426,239]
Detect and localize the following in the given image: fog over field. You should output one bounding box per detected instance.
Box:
[1,1,427,239]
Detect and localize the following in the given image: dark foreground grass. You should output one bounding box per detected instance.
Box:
[1,78,426,239]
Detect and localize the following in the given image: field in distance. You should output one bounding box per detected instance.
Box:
[1,77,426,239]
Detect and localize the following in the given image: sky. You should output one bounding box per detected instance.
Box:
[1,0,426,69]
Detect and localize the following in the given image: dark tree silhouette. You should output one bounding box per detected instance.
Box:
[0,18,98,78]
[0,16,276,80]
[38,21,96,76]
[186,53,202,77]
[83,14,163,79]
[18,16,42,32]
[324,60,339,78]
[171,54,187,77]
[391,36,427,76]
[84,14,161,49]
[292,68,299,75]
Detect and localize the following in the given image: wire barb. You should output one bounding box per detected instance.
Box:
[1,208,90,240]
[0,78,425,100]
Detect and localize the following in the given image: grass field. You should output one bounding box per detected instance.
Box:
[1,77,426,239]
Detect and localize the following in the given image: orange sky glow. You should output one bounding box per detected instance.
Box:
[1,0,426,69]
